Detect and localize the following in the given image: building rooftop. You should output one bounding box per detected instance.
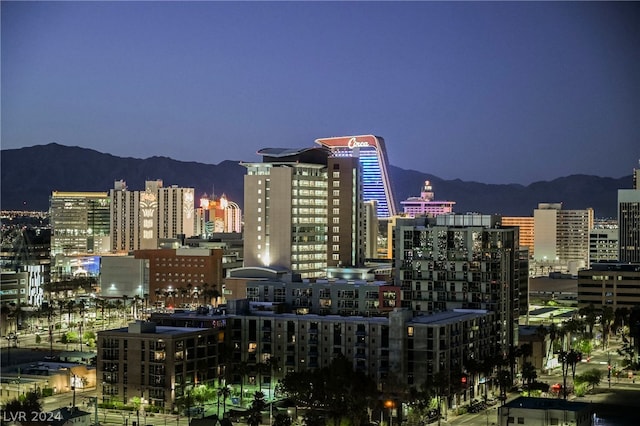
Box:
[503,396,591,412]
[101,321,210,335]
[410,309,490,325]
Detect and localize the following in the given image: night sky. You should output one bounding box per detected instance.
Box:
[2,1,639,184]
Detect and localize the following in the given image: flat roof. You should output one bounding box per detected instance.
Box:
[102,325,209,335]
[503,396,591,412]
[410,309,490,325]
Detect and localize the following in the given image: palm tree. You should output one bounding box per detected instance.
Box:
[77,300,86,350]
[579,304,598,339]
[234,361,250,406]
[122,295,129,321]
[66,300,76,332]
[201,283,210,306]
[247,391,267,426]
[601,305,615,349]
[217,385,231,417]
[614,307,630,335]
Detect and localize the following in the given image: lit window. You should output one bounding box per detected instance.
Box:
[407,326,414,337]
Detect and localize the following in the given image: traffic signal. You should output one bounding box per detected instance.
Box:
[461,374,468,388]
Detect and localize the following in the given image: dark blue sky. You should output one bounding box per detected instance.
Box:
[2,1,639,184]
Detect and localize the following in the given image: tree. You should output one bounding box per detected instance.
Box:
[601,305,615,350]
[579,304,597,339]
[614,307,631,335]
[273,412,293,426]
[521,362,537,396]
[247,391,267,426]
[218,385,232,417]
[2,390,42,424]
[574,368,603,392]
[234,360,250,406]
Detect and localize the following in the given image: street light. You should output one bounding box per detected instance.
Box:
[384,400,394,426]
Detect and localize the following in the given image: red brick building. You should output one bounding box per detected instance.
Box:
[134,247,223,307]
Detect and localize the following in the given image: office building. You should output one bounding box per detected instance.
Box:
[577,263,640,310]
[401,180,455,217]
[393,214,524,355]
[316,135,396,219]
[618,163,640,263]
[110,180,195,253]
[589,227,618,264]
[50,191,111,281]
[97,321,224,412]
[533,203,594,275]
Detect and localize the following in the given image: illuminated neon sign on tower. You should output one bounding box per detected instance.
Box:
[315,135,396,219]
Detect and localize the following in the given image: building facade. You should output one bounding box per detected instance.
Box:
[316,135,396,219]
[501,216,535,259]
[195,194,242,237]
[577,263,640,310]
[50,191,111,281]
[497,397,592,426]
[97,321,224,412]
[618,166,640,263]
[533,203,594,275]
[401,181,455,217]
[326,156,366,268]
[110,180,195,253]
[393,214,524,355]
[134,247,224,307]
[243,148,329,278]
[589,227,619,264]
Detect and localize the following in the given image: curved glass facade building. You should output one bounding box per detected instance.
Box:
[315,135,396,219]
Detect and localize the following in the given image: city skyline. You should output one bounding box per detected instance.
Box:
[2,1,639,185]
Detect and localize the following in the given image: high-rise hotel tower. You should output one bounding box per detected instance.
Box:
[110,180,195,252]
[316,135,396,219]
[243,146,366,278]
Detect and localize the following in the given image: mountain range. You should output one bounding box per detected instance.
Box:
[0,143,631,218]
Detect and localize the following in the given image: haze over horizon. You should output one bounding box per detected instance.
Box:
[2,1,639,185]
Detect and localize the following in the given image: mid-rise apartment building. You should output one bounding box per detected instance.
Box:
[97,321,224,412]
[389,309,497,388]
[393,214,524,355]
[229,266,399,317]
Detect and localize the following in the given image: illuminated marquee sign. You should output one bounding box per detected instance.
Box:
[315,134,380,150]
[140,191,157,240]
